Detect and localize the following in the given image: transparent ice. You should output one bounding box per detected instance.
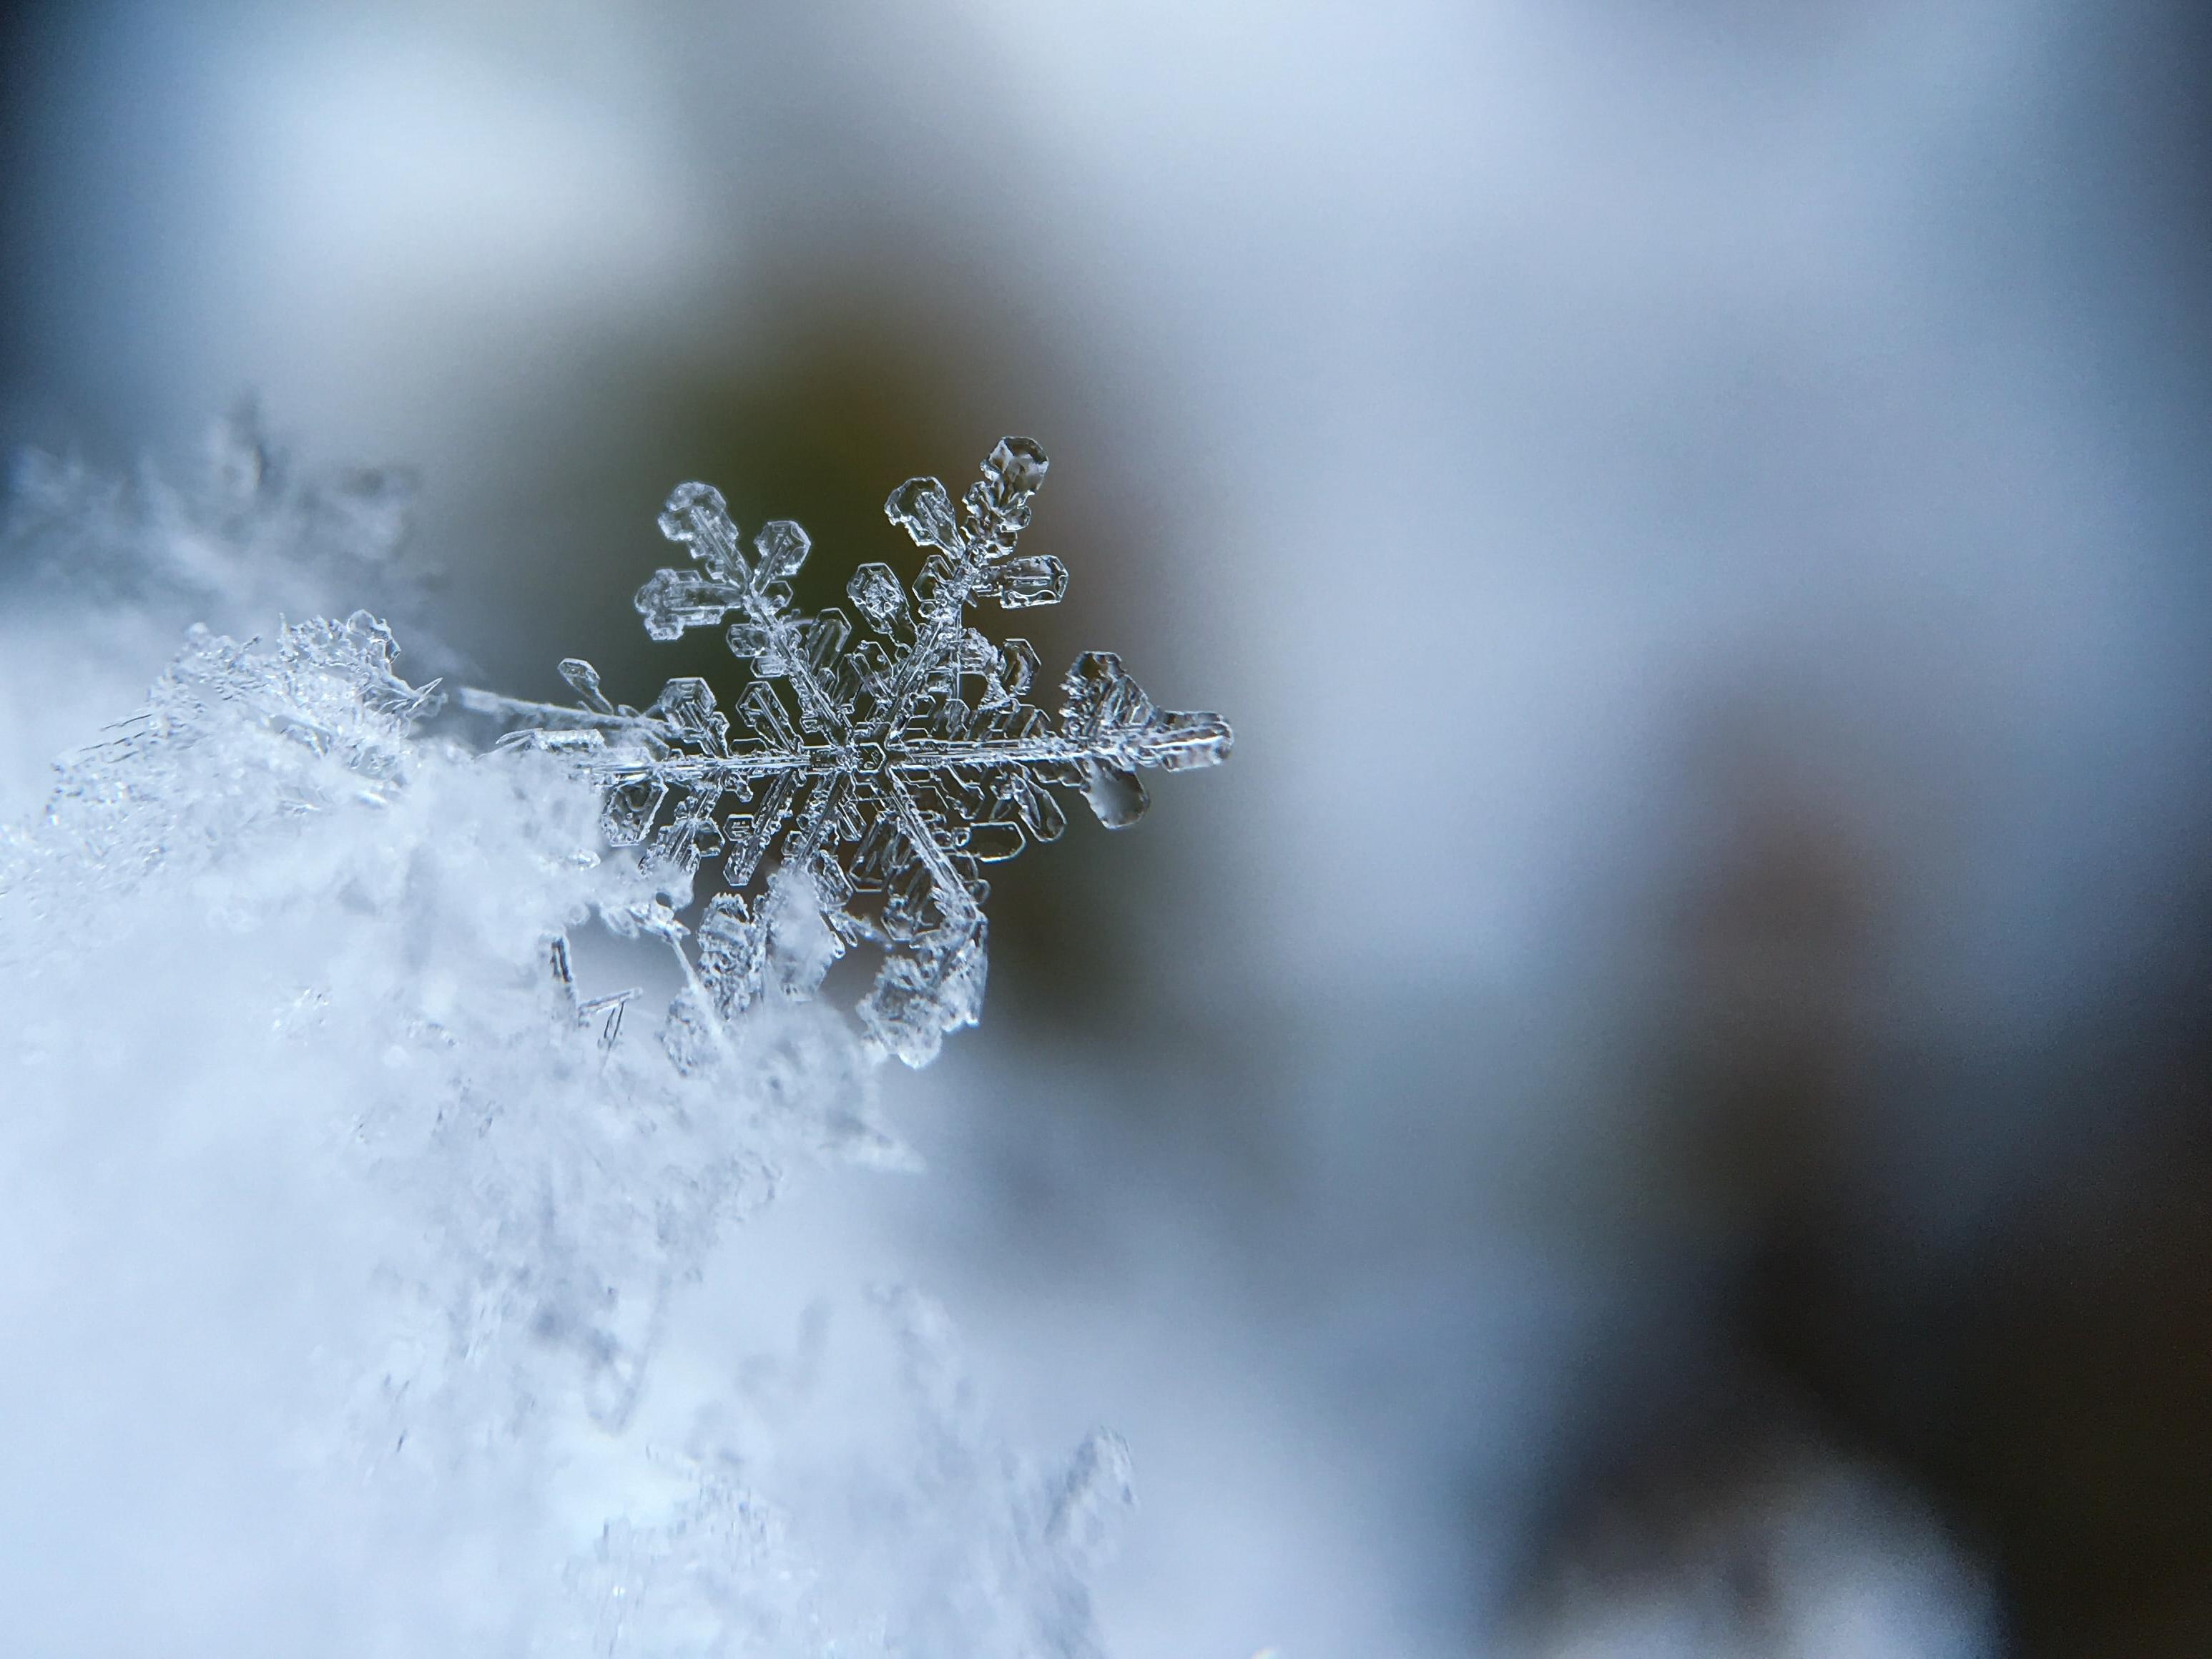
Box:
[462,437,1232,1065]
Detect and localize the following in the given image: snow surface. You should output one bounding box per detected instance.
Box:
[0,430,1131,1656]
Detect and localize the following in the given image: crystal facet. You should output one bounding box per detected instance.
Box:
[462,438,1232,1066]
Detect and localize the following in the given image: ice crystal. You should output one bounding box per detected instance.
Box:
[463,438,1232,1065]
[0,404,431,814]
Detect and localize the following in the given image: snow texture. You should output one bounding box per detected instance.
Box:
[462,438,1232,1065]
[0,404,430,814]
[0,442,1133,1655]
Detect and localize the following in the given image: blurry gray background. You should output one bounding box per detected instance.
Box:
[4,2,2209,1654]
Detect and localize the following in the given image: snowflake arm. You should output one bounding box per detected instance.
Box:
[461,437,1231,1066]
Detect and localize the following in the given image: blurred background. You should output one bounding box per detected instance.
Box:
[4,1,2208,1653]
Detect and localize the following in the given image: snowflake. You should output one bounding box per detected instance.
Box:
[462,438,1231,1065]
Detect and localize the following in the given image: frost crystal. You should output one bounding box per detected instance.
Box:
[0,405,431,815]
[464,438,1232,1065]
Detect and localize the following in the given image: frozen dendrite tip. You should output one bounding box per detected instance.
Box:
[463,438,1231,1066]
